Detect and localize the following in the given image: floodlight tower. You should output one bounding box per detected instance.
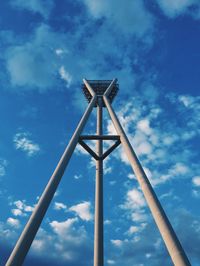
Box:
[6,79,191,266]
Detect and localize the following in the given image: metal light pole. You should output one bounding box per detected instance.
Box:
[5,79,191,266]
[94,97,104,266]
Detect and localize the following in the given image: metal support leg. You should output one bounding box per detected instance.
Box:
[94,97,104,266]
[103,95,191,266]
[6,95,97,266]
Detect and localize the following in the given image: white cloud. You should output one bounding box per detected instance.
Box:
[137,119,152,135]
[0,221,18,242]
[14,200,24,209]
[32,239,46,252]
[54,202,67,211]
[74,174,82,180]
[84,0,154,37]
[162,135,178,146]
[145,253,152,258]
[3,2,155,96]
[0,159,7,177]
[6,24,68,90]
[128,173,136,180]
[104,157,113,175]
[111,239,123,247]
[128,225,140,235]
[0,165,6,177]
[126,223,147,236]
[11,208,24,216]
[131,211,148,222]
[31,228,53,255]
[123,188,146,210]
[104,219,112,225]
[55,48,65,56]
[13,132,40,156]
[10,0,54,19]
[59,66,72,86]
[7,217,20,228]
[136,141,153,156]
[34,221,89,263]
[69,201,93,221]
[108,94,197,199]
[179,95,195,107]
[12,200,34,217]
[145,162,190,187]
[105,90,199,189]
[50,218,78,236]
[107,259,115,265]
[170,162,189,176]
[192,189,200,198]
[156,0,200,18]
[109,180,116,186]
[192,176,200,187]
[121,187,148,223]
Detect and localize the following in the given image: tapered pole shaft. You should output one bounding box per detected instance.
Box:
[94,97,104,266]
[103,95,191,266]
[6,96,96,266]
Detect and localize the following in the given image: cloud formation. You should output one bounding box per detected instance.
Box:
[156,0,200,18]
[69,201,93,221]
[13,132,40,156]
[7,217,20,228]
[54,202,67,211]
[10,0,54,19]
[6,24,64,91]
[83,0,154,37]
[0,159,8,177]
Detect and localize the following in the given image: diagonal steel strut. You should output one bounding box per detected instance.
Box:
[103,81,191,266]
[78,137,121,160]
[6,92,97,266]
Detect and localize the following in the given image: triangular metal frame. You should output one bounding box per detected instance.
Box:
[79,136,121,160]
[6,79,191,266]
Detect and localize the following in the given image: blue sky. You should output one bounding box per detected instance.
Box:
[0,0,200,265]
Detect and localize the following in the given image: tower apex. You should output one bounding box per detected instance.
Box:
[82,80,119,106]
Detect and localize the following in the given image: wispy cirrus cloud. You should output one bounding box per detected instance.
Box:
[0,159,8,177]
[106,87,199,187]
[10,0,54,19]
[156,0,200,19]
[13,131,40,156]
[6,24,65,91]
[53,202,67,211]
[1,0,156,96]
[83,0,154,38]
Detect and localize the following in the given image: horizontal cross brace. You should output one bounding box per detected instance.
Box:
[80,135,120,140]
